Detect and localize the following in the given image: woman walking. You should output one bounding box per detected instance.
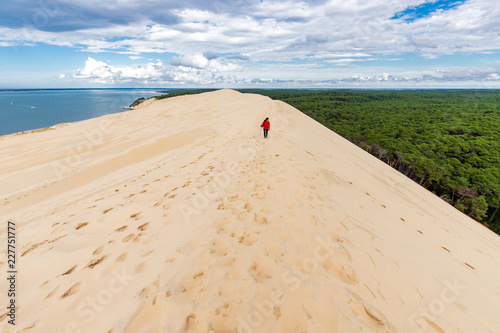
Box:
[261,117,270,138]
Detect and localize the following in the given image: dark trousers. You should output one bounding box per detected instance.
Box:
[263,129,269,138]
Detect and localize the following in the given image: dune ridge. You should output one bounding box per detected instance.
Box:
[1,89,500,332]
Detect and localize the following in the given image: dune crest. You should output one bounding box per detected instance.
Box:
[1,90,500,332]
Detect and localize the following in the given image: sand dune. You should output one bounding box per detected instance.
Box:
[1,89,500,332]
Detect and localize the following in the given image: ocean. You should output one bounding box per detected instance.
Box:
[0,89,164,136]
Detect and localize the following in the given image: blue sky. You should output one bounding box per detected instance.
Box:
[391,0,467,22]
[0,0,499,88]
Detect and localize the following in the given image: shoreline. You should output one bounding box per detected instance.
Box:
[0,89,206,137]
[2,87,499,137]
[0,88,170,137]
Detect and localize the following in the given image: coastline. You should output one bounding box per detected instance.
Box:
[0,88,163,137]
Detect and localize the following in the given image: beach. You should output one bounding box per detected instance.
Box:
[1,89,500,332]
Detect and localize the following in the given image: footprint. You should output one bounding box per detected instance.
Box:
[130,212,141,219]
[115,225,128,232]
[133,234,144,243]
[49,235,67,244]
[62,265,77,276]
[184,314,196,331]
[138,283,156,299]
[322,259,358,284]
[238,231,258,246]
[141,250,154,257]
[116,253,129,262]
[463,262,476,272]
[87,255,109,269]
[249,262,272,283]
[122,234,135,242]
[44,286,60,299]
[348,296,395,332]
[18,323,36,332]
[209,238,232,257]
[93,246,104,255]
[75,222,89,230]
[138,222,150,231]
[423,318,446,333]
[60,282,82,298]
[254,214,269,225]
[135,260,148,273]
[21,240,48,257]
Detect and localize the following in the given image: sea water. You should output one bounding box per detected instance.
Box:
[0,89,163,136]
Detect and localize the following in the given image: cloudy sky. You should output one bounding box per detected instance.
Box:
[0,0,499,88]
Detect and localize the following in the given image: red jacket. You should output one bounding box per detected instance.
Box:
[262,120,270,130]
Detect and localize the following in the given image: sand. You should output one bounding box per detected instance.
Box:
[1,89,500,333]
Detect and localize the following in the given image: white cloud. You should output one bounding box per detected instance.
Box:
[170,53,241,72]
[72,57,173,83]
[324,58,377,64]
[203,51,219,60]
[171,54,209,69]
[224,54,250,61]
[7,0,495,87]
[310,52,372,59]
[67,56,242,85]
[3,0,499,60]
[74,58,114,80]
[64,52,500,88]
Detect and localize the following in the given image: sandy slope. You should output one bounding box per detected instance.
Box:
[1,89,500,333]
